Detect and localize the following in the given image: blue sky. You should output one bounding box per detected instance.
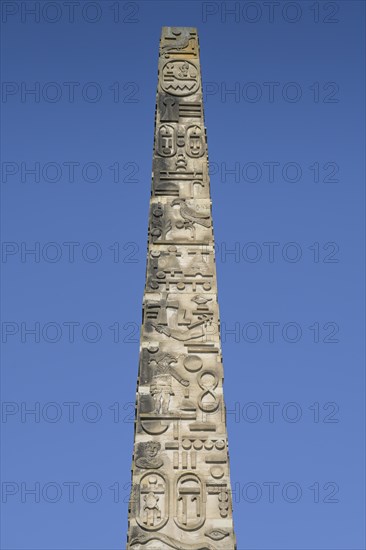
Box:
[1,1,365,548]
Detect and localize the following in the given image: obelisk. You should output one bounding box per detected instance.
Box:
[127,27,237,550]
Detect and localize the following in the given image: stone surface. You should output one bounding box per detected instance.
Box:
[127,27,237,550]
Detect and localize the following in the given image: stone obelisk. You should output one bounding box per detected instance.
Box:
[127,27,236,550]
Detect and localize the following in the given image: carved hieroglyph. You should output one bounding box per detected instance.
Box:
[127,27,237,550]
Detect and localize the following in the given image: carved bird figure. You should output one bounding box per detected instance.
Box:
[171,199,211,229]
[161,28,192,54]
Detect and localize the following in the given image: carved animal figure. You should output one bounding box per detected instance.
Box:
[161,28,193,54]
[171,199,211,229]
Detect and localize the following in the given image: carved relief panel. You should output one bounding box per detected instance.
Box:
[149,198,213,245]
[127,27,236,550]
[146,245,216,294]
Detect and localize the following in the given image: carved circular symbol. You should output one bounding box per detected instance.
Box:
[177,282,185,290]
[210,466,224,479]
[215,439,225,450]
[147,344,159,353]
[193,439,203,450]
[182,438,192,450]
[161,60,199,97]
[204,440,214,450]
[183,355,203,373]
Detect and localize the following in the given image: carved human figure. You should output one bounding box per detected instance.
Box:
[149,353,189,414]
[136,441,163,469]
